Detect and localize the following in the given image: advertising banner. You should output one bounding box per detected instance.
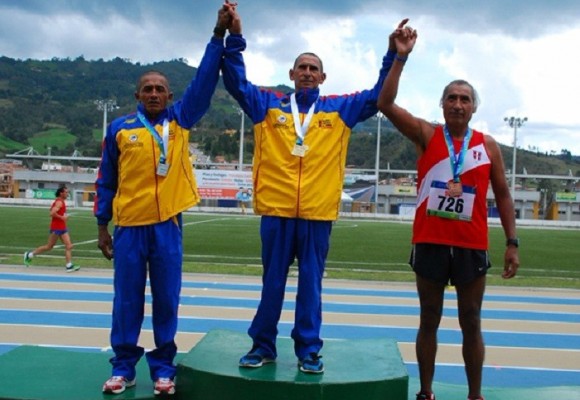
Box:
[26,188,57,199]
[195,170,252,200]
[555,192,577,202]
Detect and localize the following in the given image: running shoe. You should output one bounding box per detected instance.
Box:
[102,376,136,394]
[239,350,275,368]
[416,392,435,400]
[23,251,32,266]
[154,377,175,396]
[66,264,80,273]
[298,353,324,374]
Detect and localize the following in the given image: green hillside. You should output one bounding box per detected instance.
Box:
[0,134,26,153]
[0,55,578,177]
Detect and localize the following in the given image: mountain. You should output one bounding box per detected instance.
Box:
[0,56,578,176]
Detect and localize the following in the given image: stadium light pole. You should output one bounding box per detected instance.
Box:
[504,116,527,202]
[374,112,384,214]
[95,99,119,138]
[234,106,245,170]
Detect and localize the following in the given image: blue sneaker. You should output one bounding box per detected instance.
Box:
[239,350,275,368]
[298,353,324,374]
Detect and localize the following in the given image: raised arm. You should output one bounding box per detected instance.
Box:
[221,3,267,122]
[377,22,433,154]
[213,1,236,39]
[336,19,411,127]
[176,4,227,127]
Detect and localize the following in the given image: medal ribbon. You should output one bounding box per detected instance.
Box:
[137,112,169,163]
[443,125,472,183]
[290,93,317,145]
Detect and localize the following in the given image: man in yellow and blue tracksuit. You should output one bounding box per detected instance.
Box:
[95,7,230,397]
[222,6,406,374]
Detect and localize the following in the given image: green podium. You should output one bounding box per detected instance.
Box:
[176,329,409,400]
[0,335,576,399]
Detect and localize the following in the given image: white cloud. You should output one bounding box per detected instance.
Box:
[513,28,580,125]
[1,0,580,155]
[240,18,384,95]
[243,52,278,87]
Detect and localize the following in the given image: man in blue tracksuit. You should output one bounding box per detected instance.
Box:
[96,6,230,397]
[221,4,407,374]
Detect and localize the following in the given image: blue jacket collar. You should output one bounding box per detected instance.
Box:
[137,103,168,123]
[291,87,320,112]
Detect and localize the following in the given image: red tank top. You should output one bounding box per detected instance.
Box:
[413,126,491,250]
[50,199,67,231]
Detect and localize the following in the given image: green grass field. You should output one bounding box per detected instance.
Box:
[26,128,77,151]
[1,206,579,289]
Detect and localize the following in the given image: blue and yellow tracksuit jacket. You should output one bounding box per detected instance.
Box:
[94,38,223,227]
[222,34,395,221]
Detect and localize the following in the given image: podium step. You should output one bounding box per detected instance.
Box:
[0,340,576,399]
[176,329,409,400]
[0,345,155,400]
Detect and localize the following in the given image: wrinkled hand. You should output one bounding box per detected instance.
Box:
[389,18,409,51]
[502,247,520,279]
[97,225,113,260]
[225,1,241,35]
[216,1,236,31]
[393,22,418,55]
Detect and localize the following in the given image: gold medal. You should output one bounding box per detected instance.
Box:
[291,143,308,157]
[157,162,169,176]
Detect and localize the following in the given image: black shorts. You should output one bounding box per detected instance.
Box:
[409,243,491,286]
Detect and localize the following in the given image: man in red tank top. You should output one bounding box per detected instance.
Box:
[378,22,520,400]
[23,186,79,273]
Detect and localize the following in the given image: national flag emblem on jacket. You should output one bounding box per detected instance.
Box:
[318,119,333,128]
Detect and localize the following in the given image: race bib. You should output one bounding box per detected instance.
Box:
[426,180,476,221]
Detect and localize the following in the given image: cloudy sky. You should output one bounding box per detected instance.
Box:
[2,0,580,157]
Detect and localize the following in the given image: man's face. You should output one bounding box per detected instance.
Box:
[135,73,173,118]
[442,84,476,127]
[289,54,326,90]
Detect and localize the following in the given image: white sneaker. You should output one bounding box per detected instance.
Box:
[154,377,176,396]
[102,376,136,394]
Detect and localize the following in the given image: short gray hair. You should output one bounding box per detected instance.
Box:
[293,52,324,73]
[440,79,480,111]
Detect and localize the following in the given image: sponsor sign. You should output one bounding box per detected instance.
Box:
[195,170,252,200]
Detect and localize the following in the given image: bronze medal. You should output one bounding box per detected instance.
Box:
[447,181,463,197]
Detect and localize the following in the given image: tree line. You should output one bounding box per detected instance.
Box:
[0,55,577,176]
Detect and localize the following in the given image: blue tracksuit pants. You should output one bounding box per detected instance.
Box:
[109,216,183,381]
[248,216,332,360]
